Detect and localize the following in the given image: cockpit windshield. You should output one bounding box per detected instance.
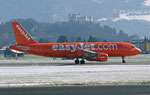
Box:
[131,45,136,48]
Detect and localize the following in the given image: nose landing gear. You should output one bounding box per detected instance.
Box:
[122,57,126,63]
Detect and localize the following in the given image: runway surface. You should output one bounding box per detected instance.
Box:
[0,55,150,87]
[0,54,150,94]
[1,85,150,95]
[0,60,150,87]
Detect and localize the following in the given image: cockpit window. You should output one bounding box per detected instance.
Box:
[131,46,136,48]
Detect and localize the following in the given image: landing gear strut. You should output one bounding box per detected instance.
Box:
[122,57,126,63]
[75,58,79,64]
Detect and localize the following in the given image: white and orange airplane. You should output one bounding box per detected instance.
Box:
[10,22,141,64]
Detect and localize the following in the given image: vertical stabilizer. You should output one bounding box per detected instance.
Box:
[12,22,37,45]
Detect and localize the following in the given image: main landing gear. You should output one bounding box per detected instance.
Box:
[80,59,85,64]
[75,58,79,64]
[122,57,126,63]
[75,58,85,64]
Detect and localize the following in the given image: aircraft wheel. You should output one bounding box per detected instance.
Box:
[80,60,85,64]
[122,60,126,63]
[75,59,79,64]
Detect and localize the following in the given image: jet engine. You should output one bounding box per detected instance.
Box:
[86,53,108,62]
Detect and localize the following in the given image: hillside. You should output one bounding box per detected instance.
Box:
[0,18,139,46]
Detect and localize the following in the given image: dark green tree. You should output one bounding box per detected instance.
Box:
[103,40,108,42]
[83,38,86,42]
[76,36,82,42]
[57,35,68,43]
[88,35,98,42]
[117,30,129,42]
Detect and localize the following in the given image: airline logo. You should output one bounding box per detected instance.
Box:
[16,25,31,41]
[52,43,117,52]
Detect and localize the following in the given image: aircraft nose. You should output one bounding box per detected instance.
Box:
[136,48,141,54]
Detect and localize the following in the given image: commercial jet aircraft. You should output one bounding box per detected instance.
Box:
[10,22,141,64]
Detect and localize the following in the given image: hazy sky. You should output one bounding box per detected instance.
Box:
[1,0,150,37]
[0,0,150,23]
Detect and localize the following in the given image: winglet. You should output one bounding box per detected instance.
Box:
[12,22,37,45]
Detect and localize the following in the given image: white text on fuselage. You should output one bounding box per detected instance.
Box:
[52,43,117,52]
[16,25,31,41]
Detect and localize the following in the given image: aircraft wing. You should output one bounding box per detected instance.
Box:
[77,49,96,57]
[10,49,24,54]
[67,48,108,62]
[67,49,99,58]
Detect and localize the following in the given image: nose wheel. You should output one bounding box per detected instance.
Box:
[122,57,126,63]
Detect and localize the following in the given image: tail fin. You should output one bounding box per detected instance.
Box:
[12,22,37,45]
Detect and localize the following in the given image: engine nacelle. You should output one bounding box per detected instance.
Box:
[86,53,108,62]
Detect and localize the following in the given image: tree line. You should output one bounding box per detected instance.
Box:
[0,18,139,45]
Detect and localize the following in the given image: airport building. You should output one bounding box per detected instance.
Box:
[68,13,93,23]
[132,36,150,54]
[0,46,5,54]
[0,47,24,59]
[142,37,150,54]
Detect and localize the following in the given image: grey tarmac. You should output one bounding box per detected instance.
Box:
[0,85,150,95]
[0,54,150,95]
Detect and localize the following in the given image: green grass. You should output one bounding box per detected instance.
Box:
[0,54,4,60]
[49,81,150,86]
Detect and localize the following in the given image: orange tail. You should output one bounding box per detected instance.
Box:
[12,22,37,45]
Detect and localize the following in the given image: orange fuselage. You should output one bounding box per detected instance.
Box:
[10,42,141,58]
